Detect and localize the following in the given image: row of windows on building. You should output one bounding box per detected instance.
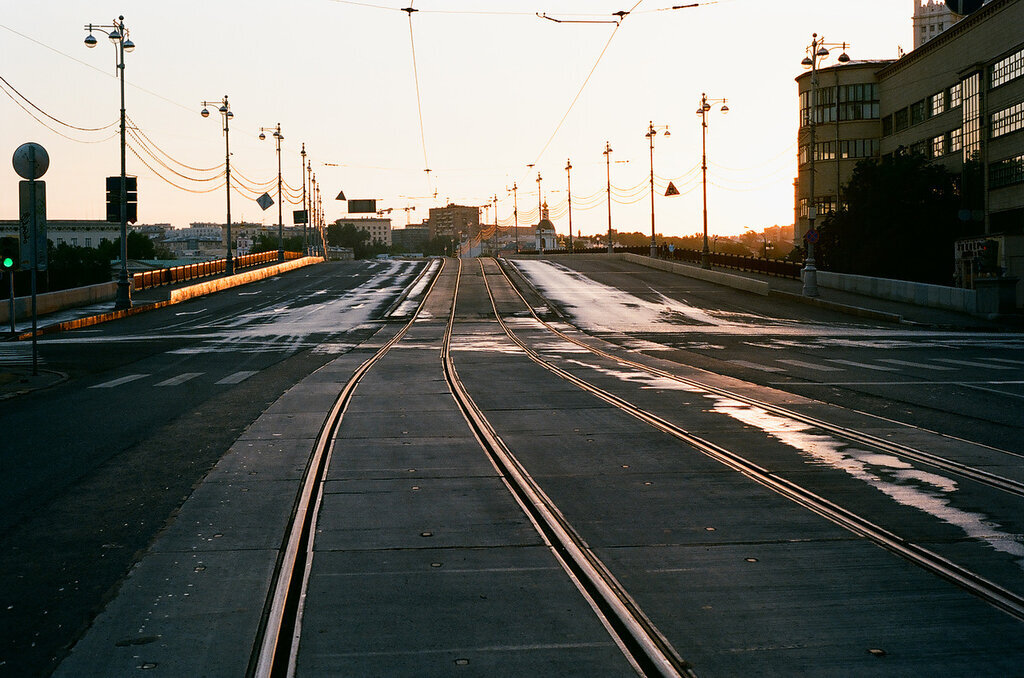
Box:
[799,138,880,165]
[991,154,1024,190]
[799,83,880,126]
[797,197,838,219]
[992,46,1024,89]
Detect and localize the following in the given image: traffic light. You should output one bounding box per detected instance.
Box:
[106,175,138,223]
[1,236,20,272]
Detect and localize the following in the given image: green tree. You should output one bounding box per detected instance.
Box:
[249,233,304,254]
[818,153,968,285]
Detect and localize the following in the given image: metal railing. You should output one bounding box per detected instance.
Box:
[132,251,303,291]
[520,246,802,280]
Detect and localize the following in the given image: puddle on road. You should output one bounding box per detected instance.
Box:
[566,360,1024,568]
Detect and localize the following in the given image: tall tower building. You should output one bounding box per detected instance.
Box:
[913,1,955,49]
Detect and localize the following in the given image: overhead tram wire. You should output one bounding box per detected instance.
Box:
[402,4,434,198]
[0,73,117,132]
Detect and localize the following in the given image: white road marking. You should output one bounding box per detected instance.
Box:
[877,359,956,371]
[90,374,149,389]
[987,357,1024,366]
[729,360,785,372]
[216,370,258,385]
[934,358,1014,370]
[776,359,843,372]
[825,359,900,372]
[155,372,204,387]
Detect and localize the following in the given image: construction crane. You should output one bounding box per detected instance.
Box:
[377,205,417,226]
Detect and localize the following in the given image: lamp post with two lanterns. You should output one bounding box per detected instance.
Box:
[201,96,234,273]
[696,93,729,269]
[799,33,849,297]
[259,123,284,261]
[645,121,670,258]
[84,15,135,309]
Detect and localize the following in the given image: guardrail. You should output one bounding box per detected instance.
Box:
[515,246,802,279]
[132,251,302,291]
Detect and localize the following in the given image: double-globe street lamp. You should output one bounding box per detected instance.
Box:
[259,123,285,261]
[645,121,670,258]
[800,33,849,296]
[84,15,135,309]
[201,96,234,274]
[696,93,728,269]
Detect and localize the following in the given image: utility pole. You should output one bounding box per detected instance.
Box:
[566,158,573,252]
[604,141,613,254]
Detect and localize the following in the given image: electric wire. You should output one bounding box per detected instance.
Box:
[0,73,117,131]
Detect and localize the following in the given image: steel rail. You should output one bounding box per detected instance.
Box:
[483,258,1024,623]
[250,258,448,678]
[443,259,694,678]
[495,258,1024,499]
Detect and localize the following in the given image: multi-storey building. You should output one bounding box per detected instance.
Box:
[794,60,893,242]
[795,0,1023,303]
[335,217,392,246]
[427,204,480,242]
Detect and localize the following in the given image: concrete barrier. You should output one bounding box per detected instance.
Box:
[813,270,977,314]
[0,281,118,324]
[620,253,770,295]
[6,257,324,332]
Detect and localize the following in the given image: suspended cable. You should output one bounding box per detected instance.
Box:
[1,73,117,131]
[404,5,432,190]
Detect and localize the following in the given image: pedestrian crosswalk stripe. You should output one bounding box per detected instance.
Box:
[155,372,204,387]
[90,374,149,389]
[877,359,956,371]
[216,370,258,385]
[935,358,1014,370]
[776,359,843,372]
[987,357,1024,366]
[728,360,785,372]
[824,359,900,372]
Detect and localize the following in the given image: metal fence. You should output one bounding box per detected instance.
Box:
[523,247,802,280]
[132,250,303,291]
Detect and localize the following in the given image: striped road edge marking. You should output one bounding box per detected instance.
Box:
[935,358,1014,370]
[877,359,956,371]
[215,370,259,385]
[90,374,150,389]
[776,359,843,372]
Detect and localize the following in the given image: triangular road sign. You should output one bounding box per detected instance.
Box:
[336,190,346,201]
[664,181,679,197]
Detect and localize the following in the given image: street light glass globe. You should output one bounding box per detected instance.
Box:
[838,52,850,63]
[123,39,135,52]
[226,111,233,118]
[201,108,210,118]
[801,56,813,66]
[259,132,266,140]
[108,29,121,43]
[721,105,730,113]
[816,46,829,57]
[84,33,98,47]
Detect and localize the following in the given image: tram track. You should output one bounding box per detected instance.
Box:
[252,257,694,677]
[482,257,1024,623]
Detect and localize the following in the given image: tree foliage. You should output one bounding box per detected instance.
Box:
[818,154,969,285]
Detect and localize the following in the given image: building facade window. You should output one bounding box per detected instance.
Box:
[930,91,946,116]
[800,86,837,126]
[990,153,1024,189]
[798,197,837,218]
[992,101,1024,138]
[910,99,928,125]
[991,47,1024,88]
[932,135,946,158]
[894,108,910,132]
[838,138,879,159]
[949,82,962,109]
[961,73,981,161]
[882,115,893,136]
[950,127,963,154]
[837,83,880,121]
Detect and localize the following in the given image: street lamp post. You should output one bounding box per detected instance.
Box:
[565,159,573,252]
[604,141,613,254]
[646,121,670,258]
[84,15,135,309]
[201,96,234,274]
[800,33,849,296]
[259,123,284,261]
[535,171,543,254]
[510,182,519,253]
[300,143,308,255]
[696,93,729,269]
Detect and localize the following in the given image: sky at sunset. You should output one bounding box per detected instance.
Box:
[2,0,912,238]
